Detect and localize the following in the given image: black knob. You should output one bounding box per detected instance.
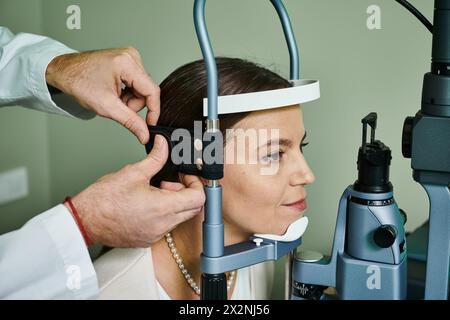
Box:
[373,225,397,248]
[402,117,414,159]
[201,273,227,300]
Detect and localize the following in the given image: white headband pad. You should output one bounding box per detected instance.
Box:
[203,79,320,117]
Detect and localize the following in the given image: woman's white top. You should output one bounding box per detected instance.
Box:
[156,266,252,300]
[94,247,273,300]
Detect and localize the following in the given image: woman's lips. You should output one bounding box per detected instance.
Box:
[283,198,307,211]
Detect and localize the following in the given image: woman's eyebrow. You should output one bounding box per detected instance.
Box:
[258,131,307,150]
[258,138,293,150]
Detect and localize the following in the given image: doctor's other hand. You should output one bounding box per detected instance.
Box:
[45,47,160,144]
[65,135,206,248]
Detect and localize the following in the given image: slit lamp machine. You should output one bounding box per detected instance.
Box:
[145,0,450,300]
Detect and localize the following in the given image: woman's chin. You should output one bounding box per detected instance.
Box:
[277,212,305,234]
[258,219,300,237]
[281,206,305,220]
[250,210,305,236]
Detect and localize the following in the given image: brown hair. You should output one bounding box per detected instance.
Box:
[151,57,291,186]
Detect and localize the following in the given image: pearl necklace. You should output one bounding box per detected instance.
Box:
[165,233,236,296]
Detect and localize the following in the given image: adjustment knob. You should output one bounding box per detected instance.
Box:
[373,225,397,248]
[402,117,414,159]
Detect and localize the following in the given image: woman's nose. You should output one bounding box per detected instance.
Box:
[290,153,315,186]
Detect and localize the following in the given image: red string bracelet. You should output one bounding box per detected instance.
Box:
[64,196,93,247]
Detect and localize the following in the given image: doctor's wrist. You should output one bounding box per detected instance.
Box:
[45,54,65,92]
[63,196,94,247]
[45,53,78,95]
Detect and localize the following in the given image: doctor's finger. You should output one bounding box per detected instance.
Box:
[126,96,147,112]
[145,95,160,126]
[160,181,186,192]
[123,47,144,67]
[181,174,204,189]
[169,208,203,227]
[120,59,160,126]
[161,187,206,214]
[120,89,147,113]
[109,97,149,144]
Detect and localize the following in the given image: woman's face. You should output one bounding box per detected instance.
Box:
[221,105,315,239]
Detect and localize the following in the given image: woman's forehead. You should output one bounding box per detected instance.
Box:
[224,105,305,147]
[234,105,303,130]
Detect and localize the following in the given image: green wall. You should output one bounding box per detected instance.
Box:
[0,0,52,234]
[1,0,433,298]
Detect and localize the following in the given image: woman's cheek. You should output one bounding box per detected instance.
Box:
[223,165,285,234]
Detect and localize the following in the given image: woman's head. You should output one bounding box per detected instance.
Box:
[154,57,315,238]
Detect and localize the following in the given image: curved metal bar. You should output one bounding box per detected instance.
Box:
[194,0,218,120]
[194,0,301,121]
[270,0,300,80]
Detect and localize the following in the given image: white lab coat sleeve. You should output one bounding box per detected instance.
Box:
[0,204,99,299]
[0,26,94,119]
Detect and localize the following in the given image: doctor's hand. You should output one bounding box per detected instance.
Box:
[65,135,206,248]
[45,47,159,144]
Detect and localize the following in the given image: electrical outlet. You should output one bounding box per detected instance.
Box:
[0,167,29,205]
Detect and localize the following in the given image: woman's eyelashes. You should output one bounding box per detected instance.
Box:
[300,141,309,153]
[260,134,309,164]
[262,150,285,164]
[300,131,308,153]
[261,141,309,164]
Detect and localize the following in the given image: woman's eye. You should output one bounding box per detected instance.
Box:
[262,151,284,163]
[300,142,309,153]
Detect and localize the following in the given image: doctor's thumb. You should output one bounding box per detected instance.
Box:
[138,134,169,178]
